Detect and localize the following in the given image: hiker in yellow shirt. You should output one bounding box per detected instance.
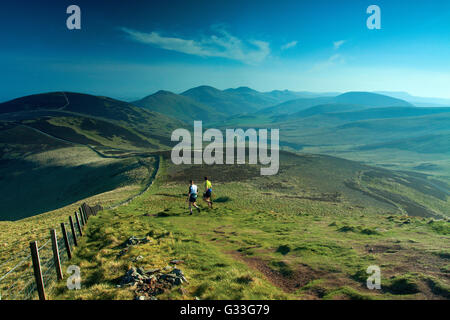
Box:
[203,176,213,209]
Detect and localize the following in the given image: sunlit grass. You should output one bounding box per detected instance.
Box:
[51,155,449,300]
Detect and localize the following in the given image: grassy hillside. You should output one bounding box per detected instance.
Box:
[0,144,156,221]
[50,151,449,300]
[284,107,450,123]
[181,85,304,114]
[214,98,450,179]
[258,97,335,115]
[0,155,157,299]
[182,86,251,114]
[0,91,185,221]
[282,103,369,118]
[334,92,414,107]
[257,92,413,116]
[133,90,226,123]
[0,122,69,157]
[277,112,450,146]
[357,133,450,154]
[1,89,449,301]
[0,92,185,150]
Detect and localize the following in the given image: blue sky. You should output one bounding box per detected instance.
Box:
[0,0,449,102]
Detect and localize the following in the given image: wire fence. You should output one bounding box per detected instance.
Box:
[0,203,102,300]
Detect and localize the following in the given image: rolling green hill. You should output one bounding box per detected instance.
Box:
[279,112,450,146]
[214,93,450,177]
[258,92,413,116]
[0,92,185,221]
[181,85,253,114]
[333,113,450,142]
[326,106,450,121]
[274,106,450,125]
[258,96,335,115]
[0,92,186,150]
[223,86,282,107]
[272,103,369,121]
[133,90,225,123]
[181,85,309,115]
[0,116,161,220]
[357,133,450,154]
[334,92,414,107]
[0,145,155,221]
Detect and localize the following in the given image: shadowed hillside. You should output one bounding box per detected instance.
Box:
[0,92,183,220]
[0,92,186,150]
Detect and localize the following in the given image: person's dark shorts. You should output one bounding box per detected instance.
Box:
[189,195,197,203]
[204,189,212,198]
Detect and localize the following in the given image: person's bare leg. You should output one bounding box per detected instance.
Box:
[193,202,200,212]
[203,196,209,208]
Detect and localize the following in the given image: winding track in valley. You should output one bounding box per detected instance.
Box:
[19,124,123,159]
[11,90,163,208]
[108,155,161,209]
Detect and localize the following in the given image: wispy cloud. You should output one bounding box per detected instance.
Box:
[281,40,298,50]
[333,40,346,50]
[311,54,345,71]
[120,27,270,65]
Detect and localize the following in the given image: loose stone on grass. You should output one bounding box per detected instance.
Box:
[120,263,188,300]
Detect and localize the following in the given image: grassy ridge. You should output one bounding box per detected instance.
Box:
[0,92,186,150]
[0,152,158,299]
[51,153,449,300]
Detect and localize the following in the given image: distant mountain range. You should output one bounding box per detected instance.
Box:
[259,92,414,116]
[1,86,450,220]
[134,86,342,122]
[375,91,450,107]
[1,87,449,161]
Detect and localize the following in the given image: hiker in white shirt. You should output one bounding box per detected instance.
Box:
[187,180,201,215]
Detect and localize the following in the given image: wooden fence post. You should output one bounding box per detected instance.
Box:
[79,210,85,226]
[30,241,46,301]
[83,208,88,222]
[81,206,87,222]
[50,229,63,280]
[69,216,78,246]
[60,223,72,260]
[75,213,83,237]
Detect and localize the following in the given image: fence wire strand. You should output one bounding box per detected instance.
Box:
[0,204,101,300]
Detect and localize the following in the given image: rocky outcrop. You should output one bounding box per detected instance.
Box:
[119,265,188,300]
